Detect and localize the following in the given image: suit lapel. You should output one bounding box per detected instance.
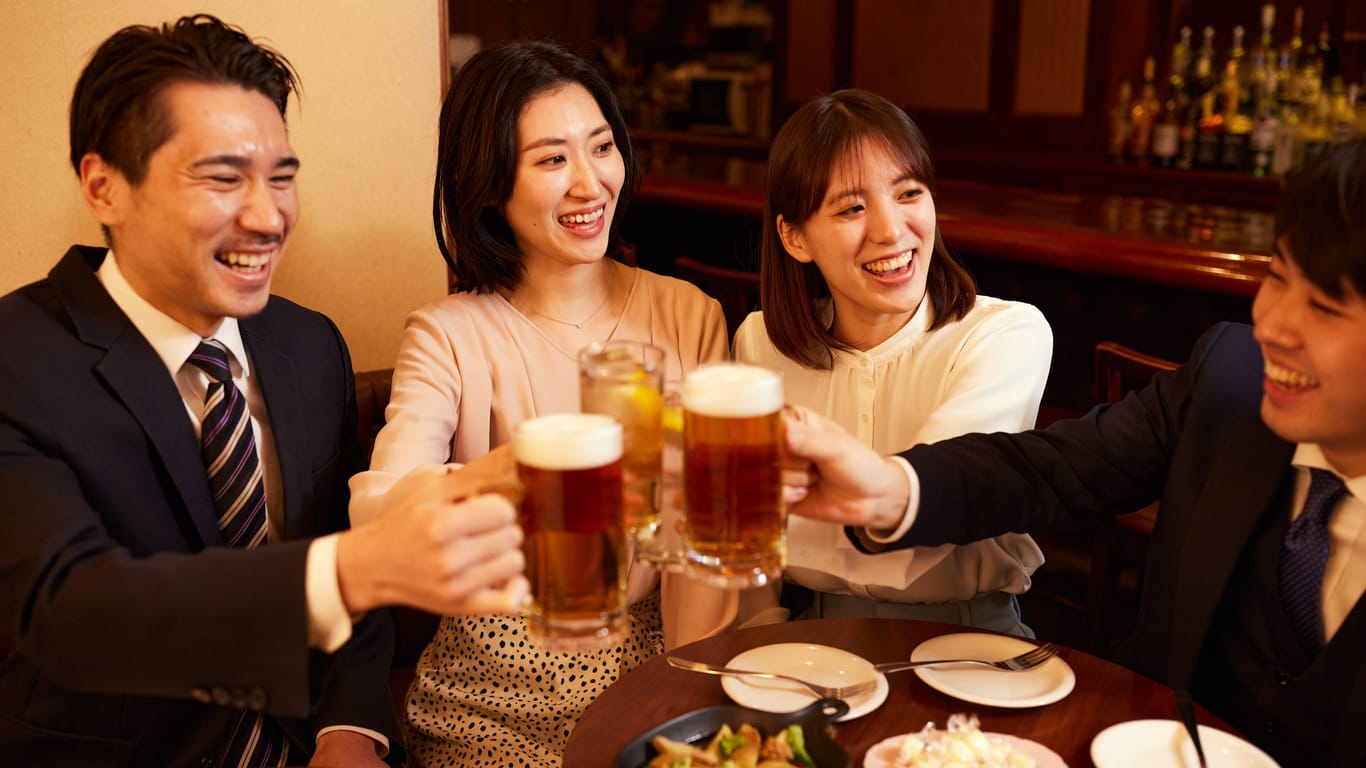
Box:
[96,339,223,546]
[52,246,222,547]
[1167,416,1293,682]
[242,318,308,539]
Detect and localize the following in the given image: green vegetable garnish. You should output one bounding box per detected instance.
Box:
[718,732,746,757]
[785,725,816,768]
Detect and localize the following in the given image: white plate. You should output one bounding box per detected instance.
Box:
[720,643,889,722]
[909,633,1075,708]
[864,731,1067,768]
[1091,719,1278,768]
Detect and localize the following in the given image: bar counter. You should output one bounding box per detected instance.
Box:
[626,147,1270,418]
[636,152,1274,298]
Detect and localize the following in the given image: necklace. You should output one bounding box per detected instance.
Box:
[509,264,615,330]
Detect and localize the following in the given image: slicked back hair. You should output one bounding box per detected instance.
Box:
[433,40,638,294]
[69,14,299,186]
[760,89,976,370]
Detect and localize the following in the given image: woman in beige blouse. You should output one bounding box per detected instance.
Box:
[348,41,729,768]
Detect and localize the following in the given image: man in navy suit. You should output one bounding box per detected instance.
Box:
[0,15,526,767]
[779,139,1366,766]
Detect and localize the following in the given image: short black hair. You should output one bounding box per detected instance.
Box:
[1276,139,1366,298]
[432,40,637,294]
[69,14,299,185]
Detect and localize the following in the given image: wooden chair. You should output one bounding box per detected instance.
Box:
[354,368,441,721]
[672,256,761,340]
[1085,341,1178,655]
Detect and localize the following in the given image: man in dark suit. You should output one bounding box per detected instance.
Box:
[778,139,1366,766]
[0,15,527,767]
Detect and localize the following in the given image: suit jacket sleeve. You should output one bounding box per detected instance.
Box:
[295,312,398,744]
[878,323,1238,549]
[0,289,390,732]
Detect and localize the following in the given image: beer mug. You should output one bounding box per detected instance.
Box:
[680,363,785,588]
[578,341,671,567]
[514,413,628,651]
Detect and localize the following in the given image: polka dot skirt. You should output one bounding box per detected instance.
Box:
[402,592,664,767]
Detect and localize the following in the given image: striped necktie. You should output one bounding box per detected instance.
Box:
[189,340,267,549]
[1278,467,1349,652]
[187,340,289,767]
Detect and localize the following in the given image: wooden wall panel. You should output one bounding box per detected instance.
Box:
[783,0,837,103]
[1014,0,1091,115]
[851,0,995,113]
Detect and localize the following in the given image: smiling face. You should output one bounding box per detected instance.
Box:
[778,139,936,350]
[83,81,299,337]
[501,83,624,271]
[1252,245,1366,476]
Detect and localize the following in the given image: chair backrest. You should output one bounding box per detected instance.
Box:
[352,368,439,668]
[1092,341,1179,405]
[354,368,393,459]
[1083,341,1179,655]
[672,256,761,339]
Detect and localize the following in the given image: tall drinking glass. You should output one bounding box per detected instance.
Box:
[577,341,671,567]
[514,413,627,651]
[680,363,785,587]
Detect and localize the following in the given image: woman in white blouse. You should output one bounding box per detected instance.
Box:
[734,89,1052,635]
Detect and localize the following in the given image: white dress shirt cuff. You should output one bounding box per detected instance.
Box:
[316,725,391,758]
[306,535,354,652]
[859,456,920,548]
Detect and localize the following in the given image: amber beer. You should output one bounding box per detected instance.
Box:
[681,363,785,587]
[514,414,627,651]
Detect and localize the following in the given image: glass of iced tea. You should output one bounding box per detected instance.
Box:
[680,363,785,588]
[514,413,628,651]
[578,341,669,565]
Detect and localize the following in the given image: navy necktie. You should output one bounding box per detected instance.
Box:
[1278,468,1349,652]
[187,340,288,767]
[188,340,268,549]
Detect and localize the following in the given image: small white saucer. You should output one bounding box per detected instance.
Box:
[909,632,1075,708]
[720,643,889,722]
[1091,719,1278,767]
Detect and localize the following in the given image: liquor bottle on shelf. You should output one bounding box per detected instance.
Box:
[1152,30,1189,170]
[1249,58,1280,177]
[1191,27,1222,169]
[1287,6,1313,106]
[1225,25,1246,84]
[1107,79,1133,162]
[1330,83,1358,145]
[1271,97,1304,177]
[1250,3,1276,74]
[1311,22,1338,95]
[1221,59,1253,171]
[1190,26,1217,109]
[1300,92,1332,166]
[1128,56,1160,164]
[1195,90,1225,170]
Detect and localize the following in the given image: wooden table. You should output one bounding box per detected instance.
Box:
[564,618,1233,767]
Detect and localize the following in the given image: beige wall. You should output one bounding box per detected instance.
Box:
[0,0,448,371]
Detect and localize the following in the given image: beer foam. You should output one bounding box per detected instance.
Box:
[681,363,783,417]
[514,413,622,470]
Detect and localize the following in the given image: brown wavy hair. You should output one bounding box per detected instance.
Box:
[760,89,976,370]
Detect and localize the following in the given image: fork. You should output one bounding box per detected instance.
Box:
[872,642,1059,675]
[665,656,880,701]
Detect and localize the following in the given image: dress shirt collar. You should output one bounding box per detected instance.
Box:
[1291,443,1366,500]
[94,249,249,377]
